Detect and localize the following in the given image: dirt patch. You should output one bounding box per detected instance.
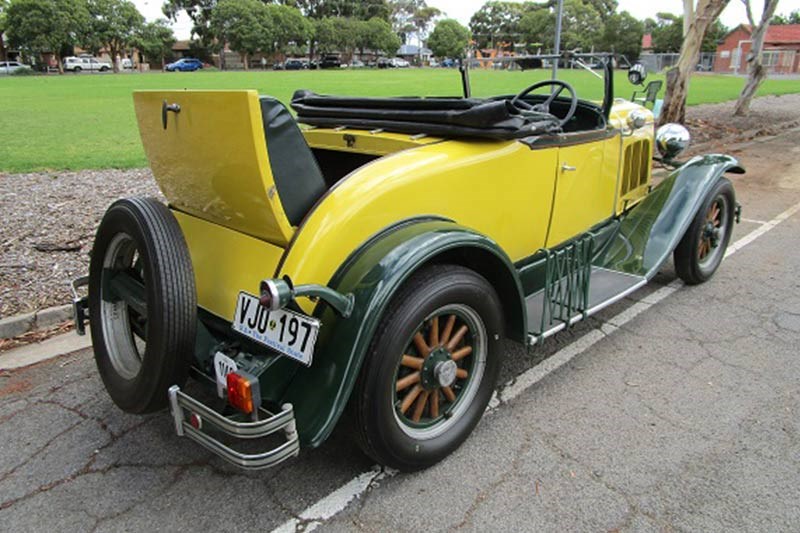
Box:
[0,375,33,398]
[685,93,800,148]
[0,169,162,318]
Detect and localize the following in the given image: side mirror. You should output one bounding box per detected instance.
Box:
[656,123,691,162]
[628,62,647,86]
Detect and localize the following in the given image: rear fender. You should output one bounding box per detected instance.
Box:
[600,154,744,277]
[281,219,526,447]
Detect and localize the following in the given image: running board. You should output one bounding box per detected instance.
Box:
[526,267,646,346]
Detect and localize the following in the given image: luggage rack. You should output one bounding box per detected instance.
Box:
[525,234,647,346]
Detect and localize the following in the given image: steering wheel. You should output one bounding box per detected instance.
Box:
[510,80,579,128]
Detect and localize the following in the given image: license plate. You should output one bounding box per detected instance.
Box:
[231,292,319,366]
[213,351,237,398]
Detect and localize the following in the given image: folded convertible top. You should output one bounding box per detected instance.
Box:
[290,89,561,140]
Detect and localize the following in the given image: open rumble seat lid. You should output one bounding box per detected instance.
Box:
[133,90,296,247]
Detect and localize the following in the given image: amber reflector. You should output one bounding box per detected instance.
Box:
[226,372,260,414]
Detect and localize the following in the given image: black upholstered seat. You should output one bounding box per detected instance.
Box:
[259,96,327,226]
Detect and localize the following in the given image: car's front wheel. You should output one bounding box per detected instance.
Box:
[350,264,504,471]
[674,177,736,285]
[73,66,82,72]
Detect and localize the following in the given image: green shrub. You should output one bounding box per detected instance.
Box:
[10,67,37,76]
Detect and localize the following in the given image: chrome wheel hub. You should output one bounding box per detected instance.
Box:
[434,360,457,388]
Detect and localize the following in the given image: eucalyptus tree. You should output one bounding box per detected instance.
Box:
[659,0,731,125]
[735,0,781,116]
[6,0,90,72]
[86,0,145,72]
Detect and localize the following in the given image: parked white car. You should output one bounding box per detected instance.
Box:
[0,61,33,75]
[64,56,113,72]
[390,57,411,68]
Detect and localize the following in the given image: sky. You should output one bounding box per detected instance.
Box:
[131,0,800,41]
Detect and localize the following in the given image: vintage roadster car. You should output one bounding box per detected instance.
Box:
[73,55,743,471]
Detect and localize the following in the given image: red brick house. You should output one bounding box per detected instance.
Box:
[714,24,800,74]
[641,33,653,54]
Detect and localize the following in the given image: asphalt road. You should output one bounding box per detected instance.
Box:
[1,130,799,532]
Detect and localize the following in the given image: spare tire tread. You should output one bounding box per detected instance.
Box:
[89,197,196,413]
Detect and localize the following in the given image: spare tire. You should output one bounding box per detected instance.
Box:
[89,197,197,413]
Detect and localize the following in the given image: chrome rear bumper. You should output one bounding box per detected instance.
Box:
[168,385,299,470]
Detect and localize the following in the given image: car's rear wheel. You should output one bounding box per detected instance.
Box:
[89,197,197,413]
[674,177,736,285]
[350,264,503,471]
[73,66,82,72]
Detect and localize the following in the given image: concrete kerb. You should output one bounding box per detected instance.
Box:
[0,303,74,339]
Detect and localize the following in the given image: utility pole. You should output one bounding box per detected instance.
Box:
[552,0,564,80]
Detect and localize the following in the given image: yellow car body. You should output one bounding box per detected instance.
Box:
[80,71,741,470]
[133,90,654,322]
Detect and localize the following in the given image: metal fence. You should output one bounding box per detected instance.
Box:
[733,49,797,75]
[639,52,716,73]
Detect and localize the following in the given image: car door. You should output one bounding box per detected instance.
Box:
[545,135,618,247]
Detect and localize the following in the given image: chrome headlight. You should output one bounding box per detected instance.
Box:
[656,123,691,161]
[627,109,649,130]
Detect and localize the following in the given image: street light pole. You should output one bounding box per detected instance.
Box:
[552,0,564,81]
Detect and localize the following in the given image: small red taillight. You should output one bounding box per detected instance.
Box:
[226,371,261,414]
[189,412,202,430]
[259,290,272,308]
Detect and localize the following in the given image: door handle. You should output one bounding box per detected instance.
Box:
[561,164,577,172]
[162,100,181,130]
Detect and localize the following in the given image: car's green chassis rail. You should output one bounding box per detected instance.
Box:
[176,153,743,457]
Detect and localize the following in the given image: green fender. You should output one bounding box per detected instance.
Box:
[280,219,527,448]
[601,154,744,277]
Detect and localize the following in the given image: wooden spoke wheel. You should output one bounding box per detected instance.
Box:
[392,304,486,438]
[697,197,727,267]
[350,264,503,471]
[675,178,735,285]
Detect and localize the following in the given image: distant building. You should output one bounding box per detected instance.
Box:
[714,24,800,74]
[641,33,653,54]
[172,40,193,58]
[396,44,432,63]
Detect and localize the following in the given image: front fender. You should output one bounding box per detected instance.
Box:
[601,154,743,277]
[280,219,526,448]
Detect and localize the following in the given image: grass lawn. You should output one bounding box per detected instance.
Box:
[1,68,799,172]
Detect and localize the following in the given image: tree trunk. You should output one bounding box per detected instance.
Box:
[659,0,731,126]
[733,0,780,116]
[242,52,248,71]
[683,0,695,36]
[111,45,120,73]
[56,52,64,74]
[0,34,7,62]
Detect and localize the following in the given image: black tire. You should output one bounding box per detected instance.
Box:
[350,264,504,471]
[89,197,197,414]
[674,177,736,285]
[73,66,82,72]
[100,66,109,72]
